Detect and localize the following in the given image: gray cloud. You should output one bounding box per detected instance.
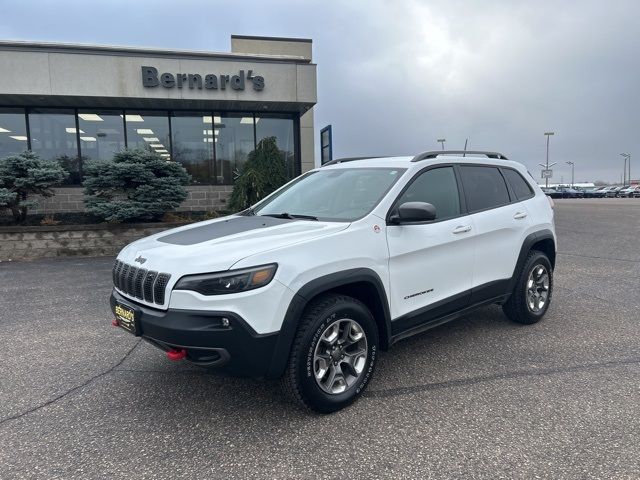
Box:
[1,0,638,182]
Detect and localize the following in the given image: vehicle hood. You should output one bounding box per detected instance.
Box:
[117,215,350,274]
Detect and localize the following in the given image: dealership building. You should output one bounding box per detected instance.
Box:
[0,35,316,213]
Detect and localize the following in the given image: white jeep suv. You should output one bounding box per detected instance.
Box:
[111,150,556,413]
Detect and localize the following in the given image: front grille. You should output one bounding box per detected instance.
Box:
[112,260,171,305]
[143,271,157,302]
[154,273,171,304]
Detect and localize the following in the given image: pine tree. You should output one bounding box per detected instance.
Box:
[0,151,68,222]
[83,149,191,222]
[228,136,288,212]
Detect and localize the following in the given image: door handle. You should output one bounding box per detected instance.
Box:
[452,225,472,234]
[513,212,528,220]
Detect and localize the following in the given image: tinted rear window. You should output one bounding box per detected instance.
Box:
[460,166,511,212]
[502,168,534,201]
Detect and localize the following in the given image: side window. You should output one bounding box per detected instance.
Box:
[503,168,534,201]
[459,165,510,212]
[396,167,460,220]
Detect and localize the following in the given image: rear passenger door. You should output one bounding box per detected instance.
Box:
[458,165,532,301]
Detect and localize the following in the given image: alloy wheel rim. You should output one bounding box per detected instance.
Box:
[526,264,550,313]
[313,318,368,394]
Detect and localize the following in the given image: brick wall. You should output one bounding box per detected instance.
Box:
[0,223,186,261]
[29,185,232,215]
[178,185,233,212]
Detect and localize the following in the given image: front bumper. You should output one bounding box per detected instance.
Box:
[110,289,279,377]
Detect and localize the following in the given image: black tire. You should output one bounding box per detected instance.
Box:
[282,293,379,413]
[502,250,553,325]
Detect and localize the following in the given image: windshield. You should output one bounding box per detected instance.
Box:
[253,167,406,221]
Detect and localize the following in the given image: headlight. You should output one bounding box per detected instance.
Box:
[174,264,277,295]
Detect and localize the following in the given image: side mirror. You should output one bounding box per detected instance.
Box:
[390,201,437,224]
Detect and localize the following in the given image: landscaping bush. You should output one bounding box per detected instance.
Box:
[228,136,288,212]
[0,151,69,223]
[83,149,191,222]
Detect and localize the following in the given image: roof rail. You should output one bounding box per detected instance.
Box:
[322,156,382,167]
[411,150,509,162]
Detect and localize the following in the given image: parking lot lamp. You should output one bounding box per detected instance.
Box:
[620,153,630,185]
[437,138,446,150]
[566,161,575,187]
[544,132,555,188]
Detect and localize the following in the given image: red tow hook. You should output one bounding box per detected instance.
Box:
[112,319,119,327]
[166,349,187,361]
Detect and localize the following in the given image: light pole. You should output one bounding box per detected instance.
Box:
[566,161,575,187]
[437,138,446,150]
[543,131,555,188]
[620,153,630,185]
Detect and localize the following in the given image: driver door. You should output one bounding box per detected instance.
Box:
[386,166,475,329]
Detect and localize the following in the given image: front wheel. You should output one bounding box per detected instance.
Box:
[503,250,553,324]
[282,294,378,413]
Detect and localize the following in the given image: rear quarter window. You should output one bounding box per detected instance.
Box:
[502,168,534,201]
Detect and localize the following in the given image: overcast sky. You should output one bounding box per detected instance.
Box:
[1,0,638,182]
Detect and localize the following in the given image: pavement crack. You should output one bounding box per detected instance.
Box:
[0,340,141,427]
[113,368,211,376]
[365,356,640,399]
[555,285,637,308]
[557,251,640,263]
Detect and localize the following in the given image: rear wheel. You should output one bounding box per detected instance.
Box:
[503,250,553,324]
[282,294,378,413]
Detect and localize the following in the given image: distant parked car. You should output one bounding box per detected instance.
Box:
[555,187,584,199]
[611,186,628,197]
[601,186,621,198]
[583,187,606,198]
[542,188,562,199]
[618,186,640,198]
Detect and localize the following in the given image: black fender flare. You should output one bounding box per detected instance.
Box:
[508,229,556,292]
[266,268,391,379]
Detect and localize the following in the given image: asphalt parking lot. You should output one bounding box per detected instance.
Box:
[1,198,639,479]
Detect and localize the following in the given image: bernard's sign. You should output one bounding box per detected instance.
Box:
[141,66,264,91]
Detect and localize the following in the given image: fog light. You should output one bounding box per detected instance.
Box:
[221,317,230,328]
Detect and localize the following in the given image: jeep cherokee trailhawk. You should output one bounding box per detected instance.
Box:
[111,150,556,413]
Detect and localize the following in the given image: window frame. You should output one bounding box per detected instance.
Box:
[385,163,468,225]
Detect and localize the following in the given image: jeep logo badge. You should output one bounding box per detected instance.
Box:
[134,255,147,264]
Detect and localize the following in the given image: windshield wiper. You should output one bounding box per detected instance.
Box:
[260,212,319,221]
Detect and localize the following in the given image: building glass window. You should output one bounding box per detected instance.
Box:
[0,108,28,158]
[78,110,125,162]
[216,114,255,184]
[171,112,214,184]
[125,111,171,159]
[28,109,80,185]
[256,114,296,179]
